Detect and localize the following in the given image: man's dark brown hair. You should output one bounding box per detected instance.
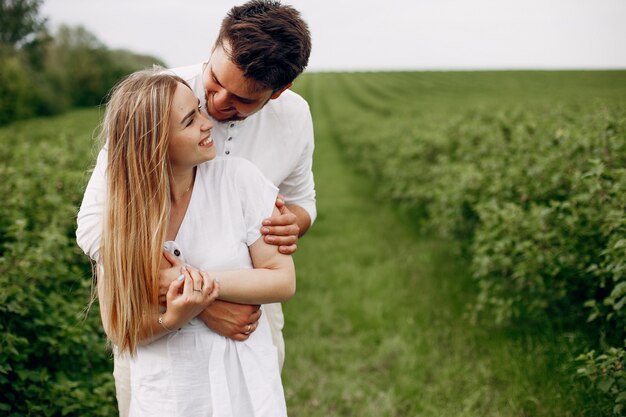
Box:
[215,0,312,91]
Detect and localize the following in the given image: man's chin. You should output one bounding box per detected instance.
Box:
[211,113,246,123]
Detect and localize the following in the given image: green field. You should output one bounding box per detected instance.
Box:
[1,71,624,416]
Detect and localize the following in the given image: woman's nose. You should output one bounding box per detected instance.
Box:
[199,112,213,130]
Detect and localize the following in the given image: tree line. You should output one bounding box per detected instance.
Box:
[0,0,165,126]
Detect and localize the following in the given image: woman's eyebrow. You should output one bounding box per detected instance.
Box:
[180,108,195,125]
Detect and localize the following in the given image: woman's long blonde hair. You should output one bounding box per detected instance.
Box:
[98,70,184,355]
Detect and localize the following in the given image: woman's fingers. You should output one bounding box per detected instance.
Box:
[200,271,219,303]
[167,273,185,302]
[182,266,206,297]
[181,267,195,296]
[163,249,184,266]
[177,266,218,308]
[200,271,212,293]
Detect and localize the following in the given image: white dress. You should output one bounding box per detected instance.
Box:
[128,157,286,417]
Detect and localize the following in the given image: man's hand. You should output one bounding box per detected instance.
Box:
[197,300,262,341]
[261,195,299,255]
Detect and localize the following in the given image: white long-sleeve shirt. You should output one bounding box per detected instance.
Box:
[76,63,316,261]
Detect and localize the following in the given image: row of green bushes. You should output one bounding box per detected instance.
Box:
[0,111,118,416]
[309,71,626,414]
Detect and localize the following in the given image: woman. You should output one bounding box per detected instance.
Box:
[96,69,295,416]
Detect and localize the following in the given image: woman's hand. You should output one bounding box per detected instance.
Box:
[160,266,219,331]
[159,250,186,304]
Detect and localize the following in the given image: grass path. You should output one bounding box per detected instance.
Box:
[280,80,593,416]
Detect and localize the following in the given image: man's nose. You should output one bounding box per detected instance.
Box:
[213,87,233,110]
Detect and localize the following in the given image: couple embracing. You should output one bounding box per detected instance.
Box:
[76,1,316,416]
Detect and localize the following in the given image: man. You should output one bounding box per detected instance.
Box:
[76,1,315,415]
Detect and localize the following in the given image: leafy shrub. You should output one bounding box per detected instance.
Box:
[306,70,626,410]
[0,111,117,416]
[577,346,626,416]
[0,52,35,125]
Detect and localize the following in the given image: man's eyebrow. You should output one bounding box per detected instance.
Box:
[210,67,255,102]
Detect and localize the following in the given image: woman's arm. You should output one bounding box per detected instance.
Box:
[98,266,219,347]
[160,207,296,306]
[214,206,296,304]
[215,224,296,305]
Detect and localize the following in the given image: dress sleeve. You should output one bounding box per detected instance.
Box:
[76,145,108,261]
[233,159,279,246]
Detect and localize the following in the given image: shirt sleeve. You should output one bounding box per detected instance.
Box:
[76,146,107,261]
[277,105,317,224]
[233,159,279,246]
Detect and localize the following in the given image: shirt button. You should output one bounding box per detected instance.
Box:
[227,137,232,141]
[225,150,230,155]
[230,123,235,128]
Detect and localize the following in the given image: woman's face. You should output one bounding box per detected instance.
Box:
[168,82,216,170]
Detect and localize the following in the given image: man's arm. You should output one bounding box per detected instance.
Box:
[261,104,316,253]
[286,203,311,237]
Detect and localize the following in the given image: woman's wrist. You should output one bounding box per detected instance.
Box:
[158,313,180,332]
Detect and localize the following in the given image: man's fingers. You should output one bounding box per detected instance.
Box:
[268,213,297,227]
[279,244,297,255]
[262,223,299,237]
[249,306,262,322]
[241,317,262,336]
[264,234,298,247]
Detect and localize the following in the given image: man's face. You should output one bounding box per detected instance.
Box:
[202,44,275,122]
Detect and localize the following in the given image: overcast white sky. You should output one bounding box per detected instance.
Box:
[40,0,626,71]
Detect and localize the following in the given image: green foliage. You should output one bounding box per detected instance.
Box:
[0,52,35,124]
[577,347,626,416]
[298,70,626,411]
[0,0,46,48]
[284,78,592,415]
[464,109,626,328]
[43,25,167,109]
[3,70,624,415]
[0,0,166,126]
[0,111,117,416]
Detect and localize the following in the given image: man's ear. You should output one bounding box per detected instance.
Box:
[270,82,293,100]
